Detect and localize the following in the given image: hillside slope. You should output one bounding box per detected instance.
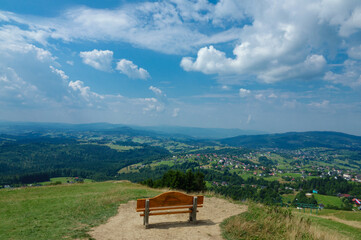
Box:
[220,131,361,149]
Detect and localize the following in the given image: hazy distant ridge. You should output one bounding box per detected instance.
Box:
[220,131,361,149]
[0,121,264,139]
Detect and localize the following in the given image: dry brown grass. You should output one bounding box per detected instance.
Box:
[221,203,348,240]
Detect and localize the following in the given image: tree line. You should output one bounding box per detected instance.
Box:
[141,169,206,192]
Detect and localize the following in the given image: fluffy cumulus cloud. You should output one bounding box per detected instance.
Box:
[116,59,150,79]
[180,0,361,84]
[68,80,104,103]
[79,49,113,72]
[1,1,361,131]
[1,0,361,85]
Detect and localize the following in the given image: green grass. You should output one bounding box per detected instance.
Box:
[305,214,361,240]
[313,194,343,208]
[105,144,143,152]
[41,177,94,185]
[222,203,357,240]
[239,173,256,180]
[282,193,346,209]
[317,209,361,221]
[0,181,161,240]
[282,193,296,203]
[221,204,321,240]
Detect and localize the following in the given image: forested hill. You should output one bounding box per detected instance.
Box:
[219,131,361,149]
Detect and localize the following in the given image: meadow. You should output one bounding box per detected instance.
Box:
[0,181,160,240]
[1,180,360,240]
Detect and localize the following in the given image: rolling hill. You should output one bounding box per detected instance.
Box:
[220,131,361,149]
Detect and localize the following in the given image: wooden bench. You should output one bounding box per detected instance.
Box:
[136,191,204,228]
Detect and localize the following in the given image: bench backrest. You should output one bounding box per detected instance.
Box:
[136,191,204,211]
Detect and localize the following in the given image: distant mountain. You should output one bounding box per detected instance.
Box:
[0,121,264,139]
[0,121,126,133]
[132,125,265,139]
[220,131,361,149]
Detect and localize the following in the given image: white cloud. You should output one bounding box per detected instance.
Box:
[258,55,326,83]
[0,67,44,106]
[348,45,361,59]
[149,86,164,96]
[317,2,361,37]
[239,88,251,97]
[309,100,330,108]
[324,60,361,88]
[50,66,69,80]
[66,60,74,66]
[138,97,164,113]
[79,49,113,72]
[179,0,360,83]
[0,1,244,55]
[68,80,104,102]
[181,45,326,83]
[116,59,150,79]
[268,93,278,99]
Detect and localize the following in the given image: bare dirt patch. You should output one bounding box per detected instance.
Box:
[90,197,247,240]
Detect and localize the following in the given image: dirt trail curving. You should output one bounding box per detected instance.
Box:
[90,197,247,240]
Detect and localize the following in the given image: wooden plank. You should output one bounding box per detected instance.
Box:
[140,210,199,216]
[136,205,203,212]
[136,192,204,210]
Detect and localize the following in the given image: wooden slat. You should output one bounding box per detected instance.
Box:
[136,204,203,212]
[136,192,204,209]
[140,210,199,216]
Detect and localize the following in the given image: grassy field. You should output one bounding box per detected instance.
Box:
[41,177,94,185]
[105,143,143,152]
[317,209,361,221]
[282,193,296,203]
[306,214,361,240]
[221,203,350,240]
[0,181,161,240]
[281,193,345,209]
[313,194,343,208]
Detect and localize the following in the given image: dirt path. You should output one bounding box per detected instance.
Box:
[90,197,247,240]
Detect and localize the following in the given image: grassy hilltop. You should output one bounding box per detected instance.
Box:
[1,180,361,240]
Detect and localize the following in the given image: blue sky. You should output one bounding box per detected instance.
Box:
[1,0,361,135]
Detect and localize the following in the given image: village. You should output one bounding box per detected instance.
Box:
[165,150,361,184]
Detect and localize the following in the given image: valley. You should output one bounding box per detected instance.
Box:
[1,122,361,239]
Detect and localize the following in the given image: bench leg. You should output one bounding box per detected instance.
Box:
[144,199,150,228]
[189,196,198,222]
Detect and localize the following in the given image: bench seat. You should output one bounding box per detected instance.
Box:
[136,191,204,228]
